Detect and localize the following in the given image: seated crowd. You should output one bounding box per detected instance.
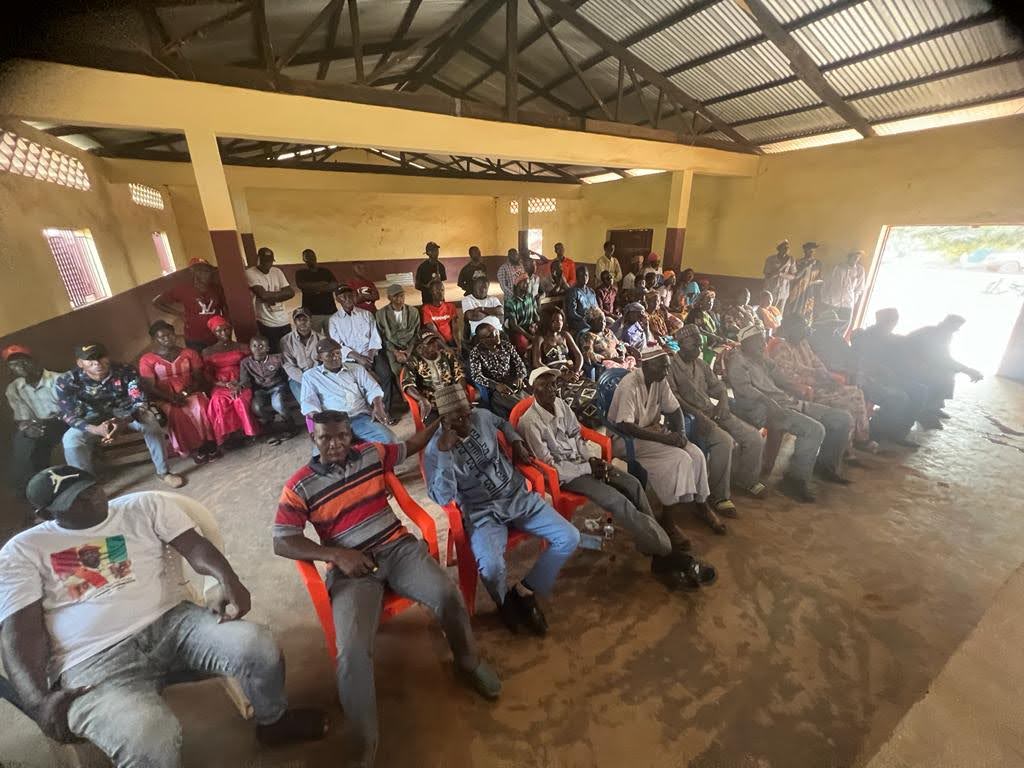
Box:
[0,238,983,768]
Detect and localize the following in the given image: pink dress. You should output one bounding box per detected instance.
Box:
[138,349,214,457]
[203,346,259,445]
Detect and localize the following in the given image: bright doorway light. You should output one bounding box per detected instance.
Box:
[862,225,1024,375]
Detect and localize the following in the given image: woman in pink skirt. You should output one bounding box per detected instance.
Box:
[201,316,259,446]
[138,320,218,463]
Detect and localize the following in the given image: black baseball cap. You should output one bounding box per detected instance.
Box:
[26,465,97,514]
[334,283,355,295]
[74,342,108,361]
[292,306,312,319]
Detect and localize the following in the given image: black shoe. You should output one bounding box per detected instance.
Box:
[651,554,717,591]
[509,590,548,637]
[937,409,951,420]
[498,596,520,634]
[814,465,852,485]
[779,475,816,503]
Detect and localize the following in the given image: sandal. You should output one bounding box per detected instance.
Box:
[266,435,285,447]
[713,499,738,518]
[747,481,767,497]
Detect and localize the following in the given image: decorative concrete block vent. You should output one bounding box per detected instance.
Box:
[384,272,415,286]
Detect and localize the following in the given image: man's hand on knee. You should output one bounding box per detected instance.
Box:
[33,686,93,743]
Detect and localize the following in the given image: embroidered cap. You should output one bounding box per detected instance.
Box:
[737,324,764,343]
[434,383,470,416]
[26,465,98,514]
[639,346,669,362]
[675,324,702,344]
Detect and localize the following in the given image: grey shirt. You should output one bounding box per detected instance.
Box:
[281,329,324,383]
[725,350,796,427]
[518,398,591,485]
[667,355,727,416]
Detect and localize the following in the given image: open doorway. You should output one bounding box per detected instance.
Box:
[861,225,1024,375]
[608,228,653,277]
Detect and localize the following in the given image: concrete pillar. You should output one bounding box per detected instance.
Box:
[517,195,530,257]
[185,128,257,341]
[663,169,694,272]
[230,189,258,267]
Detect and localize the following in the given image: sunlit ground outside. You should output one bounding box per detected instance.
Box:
[862,226,1024,376]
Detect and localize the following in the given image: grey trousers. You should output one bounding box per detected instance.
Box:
[800,401,853,474]
[62,602,287,768]
[327,534,476,768]
[709,413,765,493]
[762,407,826,482]
[563,469,671,557]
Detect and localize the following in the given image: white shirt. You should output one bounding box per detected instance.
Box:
[245,266,291,327]
[328,307,382,359]
[607,368,680,429]
[823,263,866,309]
[462,295,502,335]
[0,491,196,676]
[518,398,592,484]
[300,363,382,418]
[5,369,61,421]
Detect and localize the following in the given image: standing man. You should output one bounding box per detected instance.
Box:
[668,326,766,507]
[520,368,717,590]
[4,345,66,500]
[152,258,226,352]
[822,250,867,330]
[328,284,393,415]
[595,241,622,286]
[55,343,184,488]
[457,246,487,295]
[376,284,420,378]
[1,467,327,766]
[496,248,524,299]
[246,248,295,352]
[294,249,338,333]
[300,338,397,443]
[607,349,725,535]
[414,242,447,306]
[564,265,598,335]
[727,326,848,502]
[424,384,580,635]
[551,242,576,285]
[763,240,797,312]
[903,315,983,421]
[273,411,500,768]
[522,258,542,303]
[788,242,824,321]
[281,307,324,403]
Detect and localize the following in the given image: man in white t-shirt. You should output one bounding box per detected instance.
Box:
[246,248,295,352]
[0,465,327,765]
[462,275,503,339]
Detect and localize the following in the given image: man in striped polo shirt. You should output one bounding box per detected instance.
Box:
[272,410,499,768]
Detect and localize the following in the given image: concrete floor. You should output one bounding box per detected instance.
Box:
[2,377,1023,768]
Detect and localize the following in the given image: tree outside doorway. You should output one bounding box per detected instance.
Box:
[862,225,1024,376]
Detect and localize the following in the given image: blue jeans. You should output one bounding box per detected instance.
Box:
[61,602,287,768]
[63,419,170,476]
[350,413,398,444]
[252,382,297,425]
[288,378,303,404]
[467,496,580,604]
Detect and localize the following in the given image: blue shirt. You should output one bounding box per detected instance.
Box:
[299,364,383,418]
[564,286,598,333]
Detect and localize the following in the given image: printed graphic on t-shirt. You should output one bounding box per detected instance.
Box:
[196,297,218,316]
[49,535,134,601]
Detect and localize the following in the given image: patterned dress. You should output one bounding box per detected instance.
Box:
[202,346,259,444]
[539,335,600,427]
[578,329,634,370]
[138,349,214,456]
[770,338,870,441]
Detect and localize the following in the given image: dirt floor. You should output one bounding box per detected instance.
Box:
[2,376,1023,768]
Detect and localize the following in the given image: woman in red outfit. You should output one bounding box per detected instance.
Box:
[138,320,218,463]
[201,316,259,446]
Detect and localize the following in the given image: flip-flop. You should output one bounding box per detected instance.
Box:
[713,499,738,518]
[266,435,284,447]
[747,481,767,496]
[256,708,329,747]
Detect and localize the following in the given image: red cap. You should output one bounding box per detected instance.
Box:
[1,344,32,362]
[206,315,231,332]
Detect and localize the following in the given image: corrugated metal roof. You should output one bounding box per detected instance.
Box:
[436,50,494,90]
[627,2,761,73]
[824,20,1021,96]
[578,0,706,42]
[851,58,1024,120]
[756,0,834,26]
[671,42,794,103]
[712,79,822,124]
[735,105,845,141]
[793,0,983,66]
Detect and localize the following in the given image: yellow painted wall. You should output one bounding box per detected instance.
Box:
[683,115,1024,277]
[245,188,499,263]
[0,121,189,337]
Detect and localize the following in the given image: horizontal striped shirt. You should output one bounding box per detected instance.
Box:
[274,442,408,552]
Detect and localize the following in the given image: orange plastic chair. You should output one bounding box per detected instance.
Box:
[421,431,550,616]
[399,369,477,431]
[293,471,440,668]
[507,396,612,517]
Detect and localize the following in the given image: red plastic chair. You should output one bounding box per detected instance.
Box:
[293,471,441,668]
[421,431,550,617]
[508,396,613,517]
[399,369,477,431]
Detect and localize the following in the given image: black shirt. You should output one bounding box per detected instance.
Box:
[415,258,447,305]
[295,267,338,315]
[458,260,487,295]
